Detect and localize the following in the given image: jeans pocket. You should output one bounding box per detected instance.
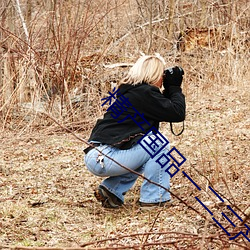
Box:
[84,145,112,177]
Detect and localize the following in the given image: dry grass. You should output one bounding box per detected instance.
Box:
[0,63,249,249]
[0,0,249,249]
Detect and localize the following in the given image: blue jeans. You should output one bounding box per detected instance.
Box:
[84,135,171,203]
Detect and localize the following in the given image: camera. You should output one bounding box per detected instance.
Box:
[163,66,184,88]
[163,66,184,77]
[164,67,175,75]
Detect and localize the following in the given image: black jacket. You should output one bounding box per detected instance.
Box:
[88,83,185,149]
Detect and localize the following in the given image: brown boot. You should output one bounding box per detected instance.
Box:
[94,186,123,208]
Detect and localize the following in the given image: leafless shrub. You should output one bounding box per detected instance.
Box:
[1,0,248,130]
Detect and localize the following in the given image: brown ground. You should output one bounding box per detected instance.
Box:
[0,62,249,249]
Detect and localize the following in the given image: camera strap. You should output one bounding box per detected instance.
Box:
[170,121,185,136]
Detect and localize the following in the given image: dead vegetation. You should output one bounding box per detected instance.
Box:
[0,0,249,249]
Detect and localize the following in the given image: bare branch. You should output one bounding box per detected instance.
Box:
[13,0,30,46]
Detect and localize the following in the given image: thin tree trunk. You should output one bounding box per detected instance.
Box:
[200,0,207,27]
[1,0,15,112]
[13,0,38,104]
[147,0,153,54]
[25,0,32,31]
[168,0,175,42]
[14,0,30,45]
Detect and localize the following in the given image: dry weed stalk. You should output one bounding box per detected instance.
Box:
[0,231,249,249]
[37,111,249,249]
[0,1,249,249]
[1,0,249,129]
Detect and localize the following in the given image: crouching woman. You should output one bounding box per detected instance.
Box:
[84,54,186,209]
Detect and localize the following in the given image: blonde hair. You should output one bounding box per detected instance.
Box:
[122,54,165,85]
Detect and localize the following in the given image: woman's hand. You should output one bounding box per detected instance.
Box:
[163,66,184,88]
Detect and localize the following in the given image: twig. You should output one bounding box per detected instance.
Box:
[103,63,134,68]
[82,231,249,249]
[81,231,199,247]
[0,230,248,249]
[0,247,86,250]
[40,111,208,221]
[1,239,249,250]
[141,210,162,249]
[203,140,247,217]
[80,231,227,248]
[190,162,245,214]
[241,210,250,226]
[40,111,250,250]
[81,232,250,250]
[105,9,206,53]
